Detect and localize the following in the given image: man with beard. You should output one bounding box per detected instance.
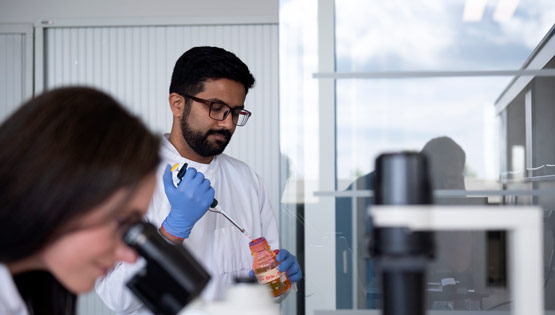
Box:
[95,46,302,314]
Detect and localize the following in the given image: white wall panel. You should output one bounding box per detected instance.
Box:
[43,24,279,217]
[1,0,277,24]
[41,22,278,315]
[0,34,23,121]
[0,25,32,123]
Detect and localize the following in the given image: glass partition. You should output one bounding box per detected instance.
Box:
[279,0,555,314]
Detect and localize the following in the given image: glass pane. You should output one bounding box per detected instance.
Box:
[280,0,555,313]
[336,77,506,191]
[335,77,510,310]
[334,0,555,313]
[336,0,555,72]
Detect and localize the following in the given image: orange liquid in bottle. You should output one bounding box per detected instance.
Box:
[253,266,292,297]
[250,237,291,297]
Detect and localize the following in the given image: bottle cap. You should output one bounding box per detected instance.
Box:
[249,237,266,247]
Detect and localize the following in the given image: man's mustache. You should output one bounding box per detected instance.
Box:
[206,129,232,141]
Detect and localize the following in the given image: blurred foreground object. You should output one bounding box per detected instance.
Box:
[179,278,279,315]
[124,221,211,315]
[369,154,543,315]
[370,152,435,315]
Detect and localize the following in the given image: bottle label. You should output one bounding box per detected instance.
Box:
[256,267,281,284]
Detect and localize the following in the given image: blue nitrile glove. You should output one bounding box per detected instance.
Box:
[161,164,215,239]
[248,249,303,283]
[277,249,302,282]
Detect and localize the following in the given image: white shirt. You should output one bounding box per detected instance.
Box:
[96,134,279,315]
[0,264,29,315]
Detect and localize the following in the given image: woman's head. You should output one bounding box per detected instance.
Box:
[0,86,160,292]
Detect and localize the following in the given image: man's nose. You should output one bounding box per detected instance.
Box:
[218,111,234,128]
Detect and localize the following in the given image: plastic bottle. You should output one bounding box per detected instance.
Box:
[249,237,291,298]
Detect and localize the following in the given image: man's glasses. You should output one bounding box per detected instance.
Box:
[183,94,252,126]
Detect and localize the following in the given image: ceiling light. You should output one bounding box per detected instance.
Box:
[493,0,519,21]
[463,0,488,21]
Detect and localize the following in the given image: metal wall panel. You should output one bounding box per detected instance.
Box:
[43,23,280,215]
[42,23,279,315]
[0,32,26,123]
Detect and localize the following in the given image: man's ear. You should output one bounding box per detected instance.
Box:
[169,93,185,117]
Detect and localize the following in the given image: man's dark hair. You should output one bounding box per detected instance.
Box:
[169,46,255,98]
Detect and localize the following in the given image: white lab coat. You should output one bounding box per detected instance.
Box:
[0,264,29,315]
[96,134,279,315]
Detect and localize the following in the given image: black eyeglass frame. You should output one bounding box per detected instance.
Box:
[183,94,252,126]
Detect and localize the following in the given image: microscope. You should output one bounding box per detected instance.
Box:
[122,221,211,315]
[369,152,435,315]
[368,152,543,315]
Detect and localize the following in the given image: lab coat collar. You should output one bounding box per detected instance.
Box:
[161,134,220,175]
[0,264,29,315]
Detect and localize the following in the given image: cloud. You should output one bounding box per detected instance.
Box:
[335,0,456,70]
